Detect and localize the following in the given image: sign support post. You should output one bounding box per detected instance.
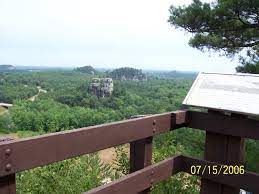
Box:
[200,111,245,194]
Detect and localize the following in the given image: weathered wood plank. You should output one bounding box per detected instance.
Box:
[200,111,245,194]
[130,137,153,194]
[85,155,183,194]
[0,137,15,194]
[130,138,153,172]
[187,111,259,139]
[0,175,15,194]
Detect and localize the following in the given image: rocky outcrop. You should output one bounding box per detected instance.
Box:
[89,78,113,98]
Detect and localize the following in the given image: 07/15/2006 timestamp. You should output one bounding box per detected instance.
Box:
[190,165,245,175]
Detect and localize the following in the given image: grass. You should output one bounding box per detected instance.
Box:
[0,129,43,139]
[16,130,44,138]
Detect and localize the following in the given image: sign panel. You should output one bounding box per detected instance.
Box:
[183,72,259,116]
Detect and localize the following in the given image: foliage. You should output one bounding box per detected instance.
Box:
[236,60,259,73]
[16,130,45,138]
[152,129,202,194]
[168,0,259,73]
[114,146,130,175]
[0,83,38,103]
[114,130,202,194]
[75,65,99,75]
[0,71,259,193]
[148,70,197,79]
[154,128,205,158]
[107,67,147,81]
[0,113,14,131]
[10,99,121,132]
[152,173,199,194]
[1,72,192,119]
[17,154,114,194]
[245,139,259,172]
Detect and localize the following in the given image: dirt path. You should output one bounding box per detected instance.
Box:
[29,86,47,101]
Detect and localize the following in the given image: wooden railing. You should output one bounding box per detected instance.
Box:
[0,110,258,194]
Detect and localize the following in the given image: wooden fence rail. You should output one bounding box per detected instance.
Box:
[0,110,258,194]
[86,155,259,194]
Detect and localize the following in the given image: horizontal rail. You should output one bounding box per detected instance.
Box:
[86,156,182,194]
[0,111,187,177]
[0,109,258,193]
[187,111,259,140]
[85,155,259,194]
[0,109,258,177]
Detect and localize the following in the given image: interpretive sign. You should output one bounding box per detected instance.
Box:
[183,72,259,116]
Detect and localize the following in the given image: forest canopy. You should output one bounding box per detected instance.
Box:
[108,67,147,81]
[0,71,258,193]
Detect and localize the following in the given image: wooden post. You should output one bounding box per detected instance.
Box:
[200,111,245,194]
[0,175,16,194]
[130,137,153,194]
[0,137,15,194]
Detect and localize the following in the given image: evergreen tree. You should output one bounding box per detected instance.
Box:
[169,0,259,73]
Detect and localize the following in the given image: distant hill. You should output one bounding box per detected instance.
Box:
[145,70,198,79]
[75,66,98,75]
[0,65,16,72]
[108,67,147,81]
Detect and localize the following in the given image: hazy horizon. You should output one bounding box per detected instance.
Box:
[0,0,239,73]
[3,64,199,72]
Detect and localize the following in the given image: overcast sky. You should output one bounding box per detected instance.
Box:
[0,0,239,72]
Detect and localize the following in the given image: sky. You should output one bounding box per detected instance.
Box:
[0,0,239,73]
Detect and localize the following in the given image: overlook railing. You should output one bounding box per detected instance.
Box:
[0,110,259,194]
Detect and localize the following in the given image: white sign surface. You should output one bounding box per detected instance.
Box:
[183,72,259,116]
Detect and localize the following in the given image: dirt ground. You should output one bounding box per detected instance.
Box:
[99,147,117,164]
[0,133,19,140]
[0,106,7,114]
[98,145,129,165]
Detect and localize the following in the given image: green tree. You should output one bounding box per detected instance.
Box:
[168,0,259,73]
[17,154,114,194]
